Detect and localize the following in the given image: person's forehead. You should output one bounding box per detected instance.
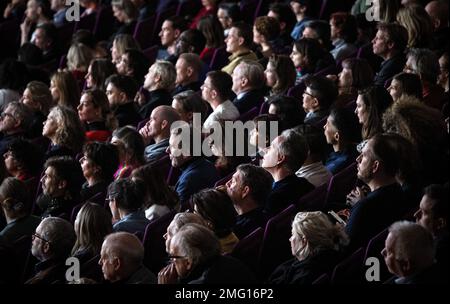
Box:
[421,195,435,211]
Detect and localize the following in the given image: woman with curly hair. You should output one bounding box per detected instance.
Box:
[382,96,449,184]
[43,105,85,159]
[269,211,348,284]
[50,70,81,111]
[78,89,117,142]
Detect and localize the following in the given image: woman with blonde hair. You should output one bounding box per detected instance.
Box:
[50,70,81,110]
[78,89,117,142]
[43,105,85,159]
[110,34,140,65]
[67,43,94,84]
[396,5,433,49]
[71,202,112,281]
[269,211,348,284]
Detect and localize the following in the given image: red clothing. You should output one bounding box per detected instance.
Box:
[189,7,215,29]
[85,130,111,142]
[200,47,216,65]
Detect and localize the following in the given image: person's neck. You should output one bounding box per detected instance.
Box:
[86,175,100,187]
[368,175,397,192]
[333,140,349,152]
[86,118,103,124]
[233,199,258,216]
[154,133,169,144]
[271,167,293,182]
[167,43,176,55]
[210,98,223,110]
[260,42,271,53]
[234,47,250,56]
[118,208,131,220]
[382,50,397,61]
[296,13,305,22]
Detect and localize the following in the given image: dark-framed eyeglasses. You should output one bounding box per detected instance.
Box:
[32,233,51,243]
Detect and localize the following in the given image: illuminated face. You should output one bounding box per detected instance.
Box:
[381,233,403,277]
[338,67,353,89]
[323,115,338,145]
[42,111,58,138]
[106,83,124,107]
[302,87,317,113]
[356,139,375,184]
[414,195,438,235]
[172,99,191,123]
[77,93,101,123]
[226,170,245,203]
[50,79,60,103]
[79,153,98,180]
[217,8,231,30]
[290,44,306,69]
[166,131,189,168]
[40,166,61,197]
[99,242,118,282]
[201,76,214,102]
[225,27,241,53]
[0,105,18,133]
[372,30,389,57]
[355,94,367,125]
[264,61,277,88]
[159,20,177,47]
[175,58,190,86]
[261,136,282,169]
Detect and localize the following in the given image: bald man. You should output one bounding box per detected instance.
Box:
[99,232,156,284]
[140,105,181,162]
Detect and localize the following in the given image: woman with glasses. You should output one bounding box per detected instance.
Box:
[268,211,348,284]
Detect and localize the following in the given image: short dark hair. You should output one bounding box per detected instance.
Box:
[106,74,138,100]
[189,188,237,238]
[165,15,188,32]
[236,164,273,205]
[369,133,402,177]
[218,2,241,23]
[108,178,145,212]
[268,2,296,34]
[341,58,374,91]
[304,20,331,50]
[6,139,44,176]
[304,75,338,110]
[424,184,449,221]
[267,95,305,131]
[123,48,150,83]
[231,21,253,49]
[330,12,357,43]
[82,142,120,182]
[294,124,328,161]
[328,107,361,143]
[44,156,84,198]
[377,22,408,54]
[206,70,233,101]
[112,126,145,165]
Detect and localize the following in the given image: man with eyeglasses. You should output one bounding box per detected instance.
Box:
[0,102,33,156]
[99,232,156,284]
[302,75,337,126]
[26,217,76,284]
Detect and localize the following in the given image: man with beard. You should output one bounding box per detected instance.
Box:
[345,134,408,251]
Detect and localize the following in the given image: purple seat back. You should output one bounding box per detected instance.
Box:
[259,204,297,279]
[295,183,328,212]
[94,6,116,41]
[230,227,264,275]
[142,45,159,65]
[325,162,357,209]
[364,228,390,284]
[238,107,259,122]
[133,16,157,50]
[209,46,229,71]
[142,210,176,273]
[70,202,85,224]
[74,12,96,32]
[331,247,365,284]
